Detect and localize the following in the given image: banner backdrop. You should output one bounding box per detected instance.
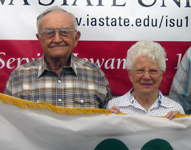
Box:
[0,1,191,95]
[0,94,191,150]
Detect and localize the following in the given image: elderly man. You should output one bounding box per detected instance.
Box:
[4,6,112,108]
[169,47,191,114]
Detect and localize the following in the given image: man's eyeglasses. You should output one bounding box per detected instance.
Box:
[39,28,76,39]
[132,69,161,75]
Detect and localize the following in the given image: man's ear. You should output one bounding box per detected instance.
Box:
[36,33,40,40]
[74,31,81,47]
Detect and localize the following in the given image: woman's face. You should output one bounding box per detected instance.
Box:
[129,55,163,96]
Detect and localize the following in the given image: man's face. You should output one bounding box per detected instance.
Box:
[36,11,80,61]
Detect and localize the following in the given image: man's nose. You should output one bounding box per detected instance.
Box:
[53,30,62,42]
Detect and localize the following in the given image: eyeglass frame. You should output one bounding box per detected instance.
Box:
[39,28,77,39]
[130,69,162,75]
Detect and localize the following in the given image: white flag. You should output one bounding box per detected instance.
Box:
[0,93,191,150]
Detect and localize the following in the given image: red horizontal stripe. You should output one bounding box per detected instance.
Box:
[0,40,191,95]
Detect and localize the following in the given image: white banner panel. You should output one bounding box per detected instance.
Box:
[0,0,190,41]
[0,94,191,150]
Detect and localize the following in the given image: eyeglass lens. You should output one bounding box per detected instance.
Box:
[43,29,72,38]
[135,69,159,75]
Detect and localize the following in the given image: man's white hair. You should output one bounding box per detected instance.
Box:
[36,5,77,32]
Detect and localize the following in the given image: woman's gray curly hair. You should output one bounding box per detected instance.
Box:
[126,40,166,72]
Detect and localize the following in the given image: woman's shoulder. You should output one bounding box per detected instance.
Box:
[107,91,131,108]
[160,93,183,108]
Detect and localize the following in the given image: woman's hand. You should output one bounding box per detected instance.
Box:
[107,106,120,114]
[166,110,180,120]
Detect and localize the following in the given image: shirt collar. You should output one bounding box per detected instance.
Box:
[118,88,173,109]
[118,88,136,106]
[157,90,174,108]
[37,55,78,78]
[70,55,78,75]
[37,56,46,77]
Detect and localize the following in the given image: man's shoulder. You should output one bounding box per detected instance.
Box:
[13,57,42,72]
[182,47,191,63]
[72,55,102,72]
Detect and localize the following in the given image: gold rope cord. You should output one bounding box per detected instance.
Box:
[0,93,191,118]
[0,93,112,115]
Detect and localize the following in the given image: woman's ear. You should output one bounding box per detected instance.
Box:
[128,70,133,82]
[160,71,164,83]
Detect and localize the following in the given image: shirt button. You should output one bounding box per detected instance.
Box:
[58,99,62,102]
[58,80,61,83]
[80,99,84,104]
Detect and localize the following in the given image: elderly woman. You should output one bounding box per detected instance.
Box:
[107,41,185,119]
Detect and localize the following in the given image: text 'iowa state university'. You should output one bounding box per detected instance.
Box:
[1,0,191,8]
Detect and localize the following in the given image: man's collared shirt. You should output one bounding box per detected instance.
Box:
[169,47,191,114]
[4,55,112,108]
[106,88,185,116]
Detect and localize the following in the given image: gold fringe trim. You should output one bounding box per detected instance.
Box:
[0,93,112,115]
[0,93,191,118]
[161,113,191,118]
